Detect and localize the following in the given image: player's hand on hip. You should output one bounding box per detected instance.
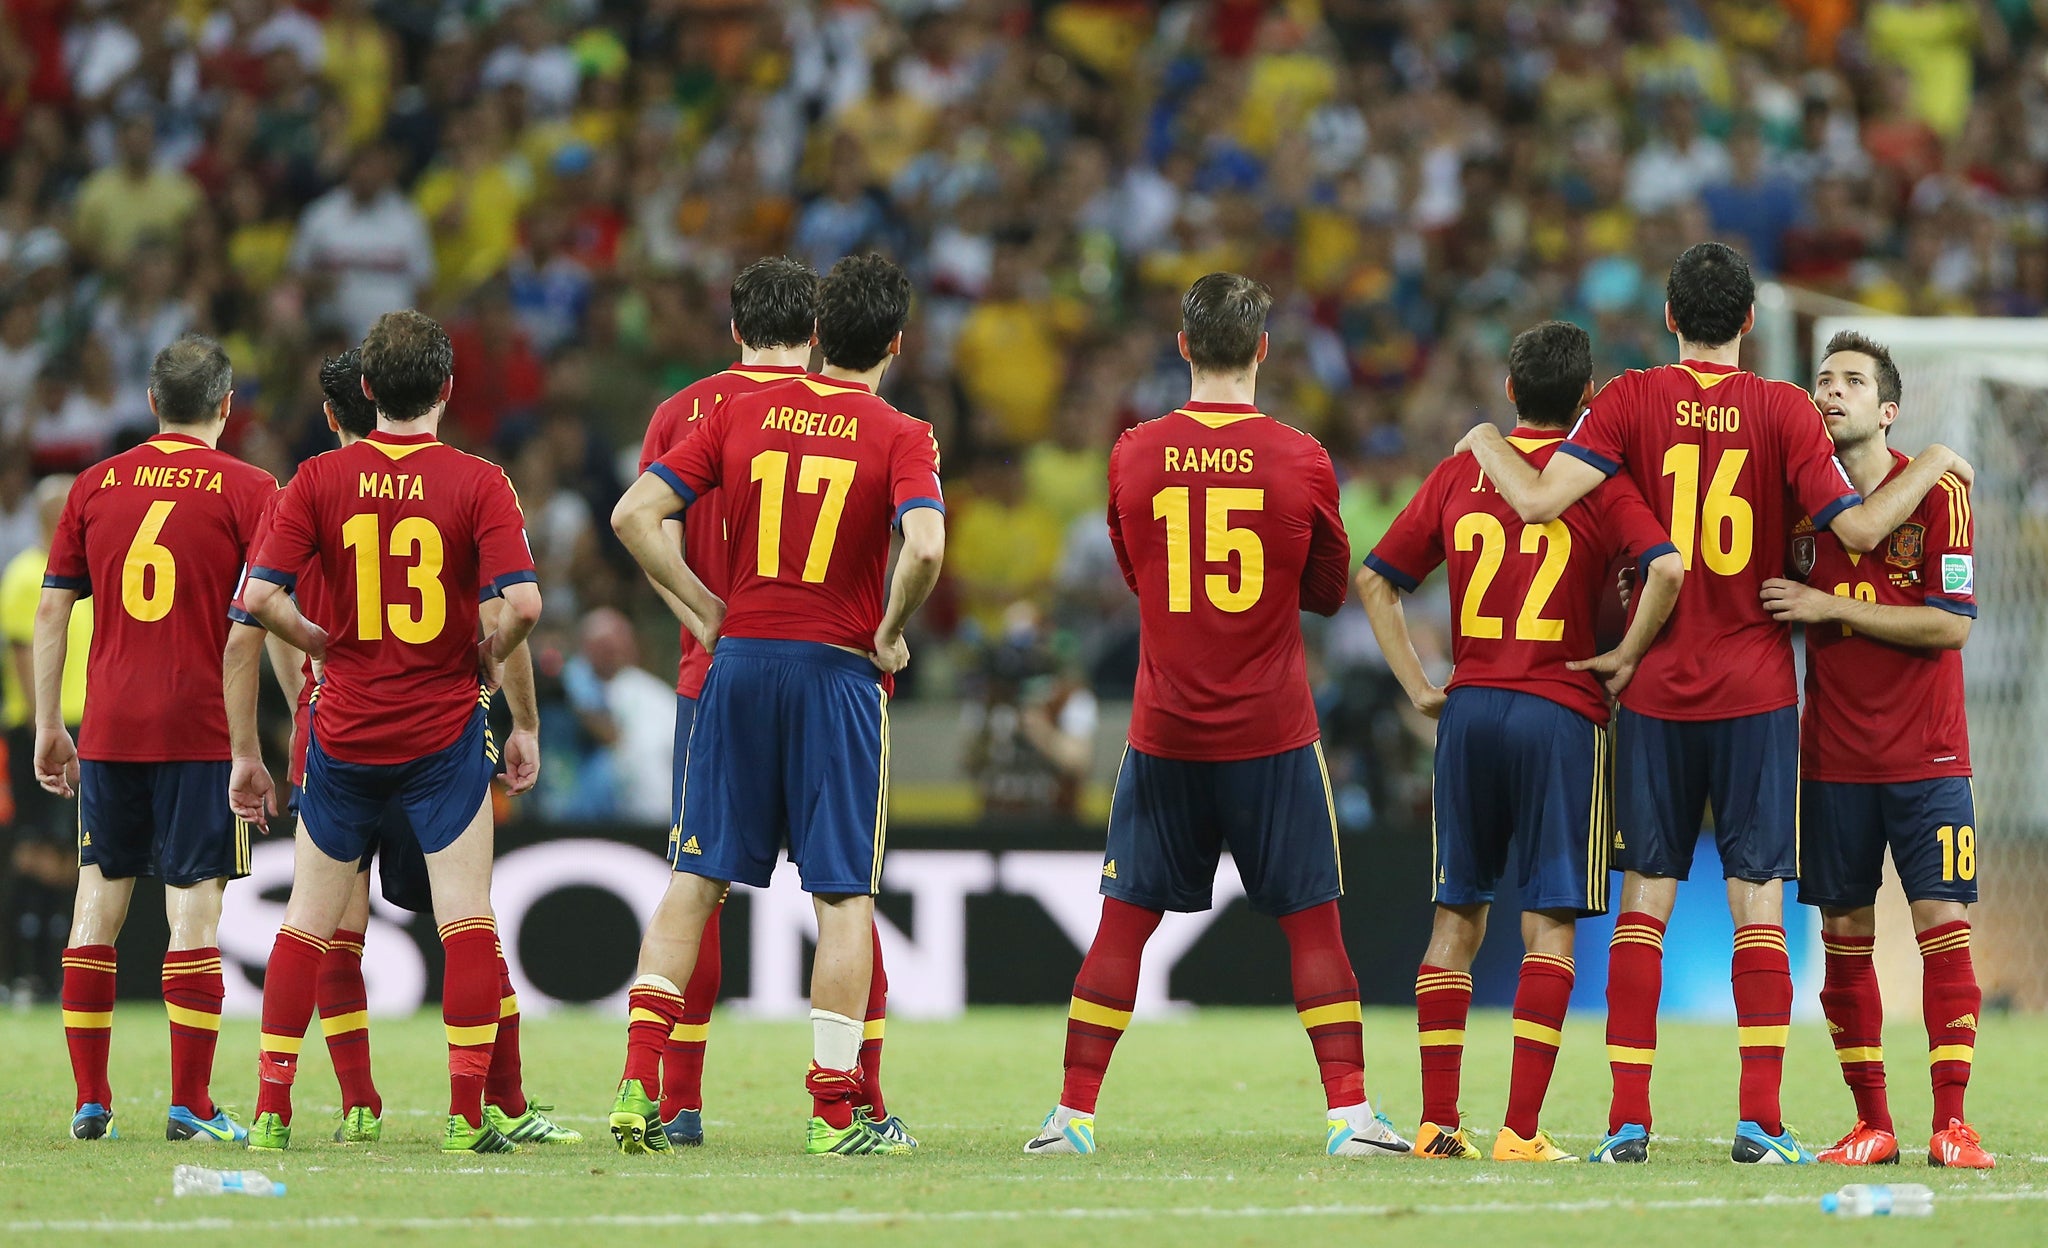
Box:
[228,756,276,830]
[1568,649,1639,698]
[33,727,78,797]
[501,728,540,796]
[689,601,724,656]
[301,621,330,663]
[1760,577,1834,624]
[871,628,910,674]
[1412,684,1447,719]
[477,632,506,691]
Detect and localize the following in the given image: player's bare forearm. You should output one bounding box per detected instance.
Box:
[644,517,697,624]
[487,582,543,660]
[224,623,268,759]
[613,476,722,646]
[262,630,308,707]
[30,588,76,732]
[1760,578,1971,649]
[1831,447,1968,553]
[1460,425,1599,523]
[244,577,329,660]
[878,508,946,645]
[1356,566,1445,718]
[1616,552,1683,664]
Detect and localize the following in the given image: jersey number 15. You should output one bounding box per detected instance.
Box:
[1152,486,1265,613]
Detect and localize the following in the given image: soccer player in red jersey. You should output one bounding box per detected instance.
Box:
[32,336,276,1143]
[635,257,907,1149]
[1361,320,1684,1163]
[1021,274,1404,1160]
[226,350,574,1147]
[609,252,944,1157]
[234,311,543,1154]
[1463,243,1975,1163]
[1756,333,1992,1170]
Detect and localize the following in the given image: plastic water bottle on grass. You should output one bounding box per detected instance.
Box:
[1821,1184,1932,1217]
[172,1165,287,1197]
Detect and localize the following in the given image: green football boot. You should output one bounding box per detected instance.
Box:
[608,1080,671,1155]
[486,1103,583,1145]
[806,1115,913,1156]
[333,1106,382,1144]
[442,1114,518,1154]
[245,1111,291,1152]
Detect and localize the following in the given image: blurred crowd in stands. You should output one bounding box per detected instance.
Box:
[3,0,2048,865]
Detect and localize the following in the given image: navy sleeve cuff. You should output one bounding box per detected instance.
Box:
[892,496,945,530]
[40,573,90,594]
[247,565,297,592]
[228,606,261,627]
[1557,442,1620,478]
[479,569,539,602]
[1811,492,1862,535]
[1926,595,1978,619]
[1362,552,1420,593]
[646,462,697,508]
[1637,541,1679,581]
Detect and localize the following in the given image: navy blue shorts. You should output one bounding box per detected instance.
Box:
[78,760,249,886]
[301,706,496,864]
[286,785,433,914]
[668,693,697,866]
[1798,777,1978,910]
[1432,687,1611,916]
[1613,705,1798,882]
[1101,741,1342,917]
[677,639,888,894]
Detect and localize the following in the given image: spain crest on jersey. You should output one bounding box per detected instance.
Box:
[1887,522,1926,570]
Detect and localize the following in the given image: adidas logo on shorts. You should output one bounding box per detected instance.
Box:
[679,836,702,856]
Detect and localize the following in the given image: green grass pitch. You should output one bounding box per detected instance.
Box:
[2,1006,2042,1245]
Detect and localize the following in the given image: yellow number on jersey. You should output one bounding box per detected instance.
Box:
[341,512,449,643]
[1454,513,1572,641]
[120,500,178,622]
[1830,580,1876,636]
[751,450,859,583]
[1152,486,1266,614]
[1661,445,1754,574]
[1937,824,1977,882]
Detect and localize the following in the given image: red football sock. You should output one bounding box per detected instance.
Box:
[858,921,890,1120]
[807,1061,862,1130]
[1278,901,1365,1109]
[1819,933,1889,1133]
[1059,897,1162,1114]
[317,929,381,1117]
[162,947,224,1119]
[61,945,118,1109]
[256,926,328,1124]
[1505,952,1574,1138]
[1605,911,1665,1132]
[438,918,501,1129]
[660,902,722,1121]
[485,944,526,1118]
[1918,920,1980,1131]
[1414,963,1472,1128]
[1732,924,1792,1137]
[624,977,688,1103]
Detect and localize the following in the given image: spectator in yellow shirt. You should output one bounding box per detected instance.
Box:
[415,105,535,302]
[0,475,88,736]
[955,244,1087,445]
[1866,0,2001,140]
[70,116,202,267]
[948,452,1069,637]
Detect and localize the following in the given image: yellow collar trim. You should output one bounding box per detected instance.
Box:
[1174,409,1265,429]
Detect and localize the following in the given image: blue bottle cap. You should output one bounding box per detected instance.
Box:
[271,1183,287,1197]
[1820,1194,1838,1213]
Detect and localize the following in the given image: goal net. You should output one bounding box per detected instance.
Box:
[1810,315,2048,1012]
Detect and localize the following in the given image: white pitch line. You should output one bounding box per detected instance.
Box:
[14,1186,2048,1234]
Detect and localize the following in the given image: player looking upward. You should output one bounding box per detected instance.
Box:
[636,257,908,1149]
[33,335,276,1144]
[1757,332,1992,1170]
[608,252,944,1157]
[235,311,543,1155]
[1461,243,1974,1164]
[227,350,575,1147]
[1023,272,1408,1160]
[1360,320,1684,1163]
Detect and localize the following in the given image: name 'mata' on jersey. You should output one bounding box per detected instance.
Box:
[248,430,535,764]
[638,363,808,698]
[1108,402,1350,761]
[1560,359,1862,719]
[45,432,276,761]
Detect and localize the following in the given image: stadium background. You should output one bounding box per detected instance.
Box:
[1,0,2045,1020]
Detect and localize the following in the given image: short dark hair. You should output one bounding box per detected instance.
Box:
[319,348,378,437]
[360,310,453,421]
[1507,320,1593,428]
[148,335,233,426]
[1822,330,1902,405]
[1665,242,1754,348]
[1181,272,1271,372]
[731,256,819,350]
[816,253,911,373]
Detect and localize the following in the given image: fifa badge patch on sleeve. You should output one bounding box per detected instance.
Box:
[1943,553,1974,595]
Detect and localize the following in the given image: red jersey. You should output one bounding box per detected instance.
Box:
[249,431,535,765]
[638,363,808,697]
[1108,404,1350,761]
[44,433,276,761]
[1563,359,1862,720]
[1796,453,1972,781]
[1369,429,1674,725]
[649,374,944,653]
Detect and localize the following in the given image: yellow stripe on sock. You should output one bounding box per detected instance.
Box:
[1417,1028,1466,1047]
[1414,974,1473,991]
[1929,1044,1975,1065]
[437,918,497,940]
[165,1003,221,1031]
[1523,953,1575,971]
[1512,1019,1563,1047]
[1834,1046,1884,1064]
[1822,943,1873,957]
[320,1010,369,1037]
[161,960,224,977]
[330,941,365,956]
[259,1032,304,1056]
[500,995,519,1019]
[668,1022,709,1043]
[1607,1044,1655,1065]
[863,1018,886,1041]
[62,958,118,972]
[1297,1001,1363,1031]
[630,1007,672,1026]
[1068,996,1133,1031]
[1737,1025,1790,1048]
[1610,933,1665,949]
[61,1010,113,1029]
[445,1023,499,1047]
[1919,933,1971,955]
